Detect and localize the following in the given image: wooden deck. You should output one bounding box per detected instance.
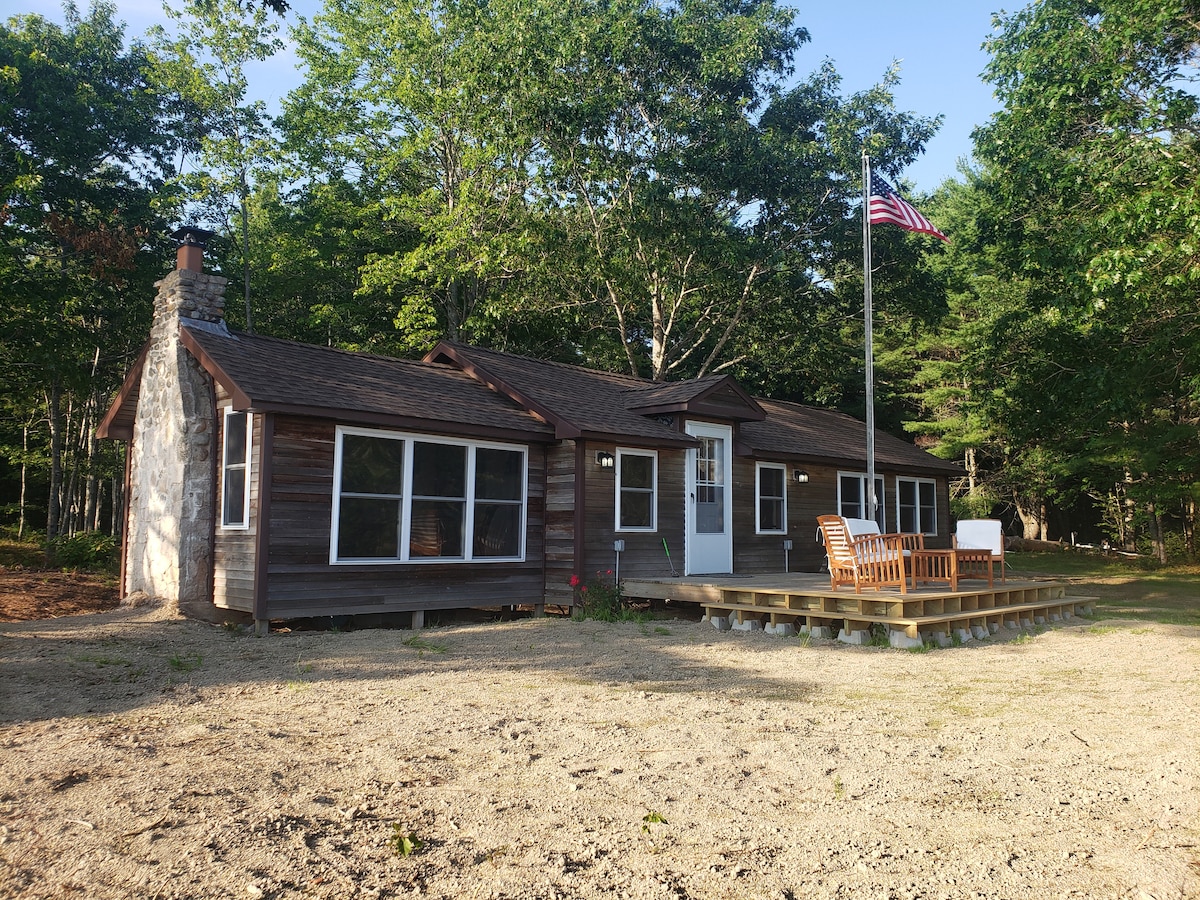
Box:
[621,573,1095,648]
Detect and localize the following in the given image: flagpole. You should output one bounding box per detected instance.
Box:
[861,150,877,525]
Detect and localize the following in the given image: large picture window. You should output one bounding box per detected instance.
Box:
[221,409,251,528]
[756,463,787,534]
[332,428,526,564]
[616,449,657,531]
[896,477,937,535]
[838,472,885,529]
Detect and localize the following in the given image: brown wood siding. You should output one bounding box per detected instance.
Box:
[544,442,576,605]
[213,391,257,612]
[731,457,791,575]
[258,416,548,619]
[580,443,686,584]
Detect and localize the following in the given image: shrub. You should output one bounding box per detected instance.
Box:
[48,532,118,572]
[570,570,625,622]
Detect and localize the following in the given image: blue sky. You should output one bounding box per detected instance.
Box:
[16,0,1005,193]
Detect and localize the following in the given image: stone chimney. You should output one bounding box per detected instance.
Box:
[123,228,229,609]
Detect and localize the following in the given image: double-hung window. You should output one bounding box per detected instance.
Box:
[896,477,937,535]
[838,472,885,530]
[616,449,656,531]
[332,427,526,563]
[756,463,787,534]
[221,409,252,528]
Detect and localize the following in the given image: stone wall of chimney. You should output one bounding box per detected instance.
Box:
[123,268,229,607]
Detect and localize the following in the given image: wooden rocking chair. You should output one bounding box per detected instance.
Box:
[817,515,908,594]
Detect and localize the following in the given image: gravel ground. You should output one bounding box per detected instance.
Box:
[1,603,1197,899]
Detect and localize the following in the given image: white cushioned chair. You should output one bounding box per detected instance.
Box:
[952,519,1006,583]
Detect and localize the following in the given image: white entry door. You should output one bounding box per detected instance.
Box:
[685,421,733,575]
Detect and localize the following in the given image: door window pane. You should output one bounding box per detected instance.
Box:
[696,437,725,534]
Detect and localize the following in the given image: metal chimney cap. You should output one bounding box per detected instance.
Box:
[170,226,216,249]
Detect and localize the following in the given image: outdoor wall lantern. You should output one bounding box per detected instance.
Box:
[596,451,615,469]
[792,469,810,484]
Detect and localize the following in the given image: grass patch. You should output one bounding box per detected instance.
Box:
[402,634,448,654]
[1007,552,1200,627]
[168,652,203,672]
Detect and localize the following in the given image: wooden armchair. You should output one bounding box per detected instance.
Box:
[843,517,925,555]
[817,515,908,594]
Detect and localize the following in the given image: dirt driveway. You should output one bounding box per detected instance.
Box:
[1,602,1197,899]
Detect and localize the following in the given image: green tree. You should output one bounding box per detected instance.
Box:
[0,2,175,544]
[955,0,1200,555]
[149,0,283,331]
[287,0,552,349]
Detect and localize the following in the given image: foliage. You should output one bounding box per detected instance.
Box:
[966,0,1200,556]
[900,0,1200,554]
[570,570,627,622]
[641,811,667,834]
[0,536,44,568]
[46,531,118,571]
[147,0,284,331]
[0,2,175,540]
[168,652,203,672]
[401,634,448,654]
[287,0,940,380]
[388,825,424,858]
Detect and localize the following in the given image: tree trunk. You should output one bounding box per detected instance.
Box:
[1122,469,1137,552]
[1014,494,1045,541]
[1149,502,1166,563]
[241,169,254,333]
[964,446,978,495]
[1185,495,1196,559]
[18,423,28,541]
[46,380,63,549]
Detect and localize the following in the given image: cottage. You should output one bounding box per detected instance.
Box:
[99,243,961,631]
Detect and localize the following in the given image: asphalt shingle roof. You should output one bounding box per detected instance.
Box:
[182,325,554,439]
[429,342,697,445]
[102,324,959,477]
[743,398,961,475]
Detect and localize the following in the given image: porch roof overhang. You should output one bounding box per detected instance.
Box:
[622,375,766,422]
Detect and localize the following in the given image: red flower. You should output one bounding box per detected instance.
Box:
[580,585,588,593]
[568,574,580,587]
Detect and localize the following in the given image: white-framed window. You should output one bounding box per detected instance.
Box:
[756,462,787,534]
[838,471,885,529]
[896,476,937,535]
[221,409,252,529]
[330,426,527,564]
[616,448,657,531]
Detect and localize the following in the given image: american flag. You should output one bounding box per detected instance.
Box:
[868,173,948,241]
